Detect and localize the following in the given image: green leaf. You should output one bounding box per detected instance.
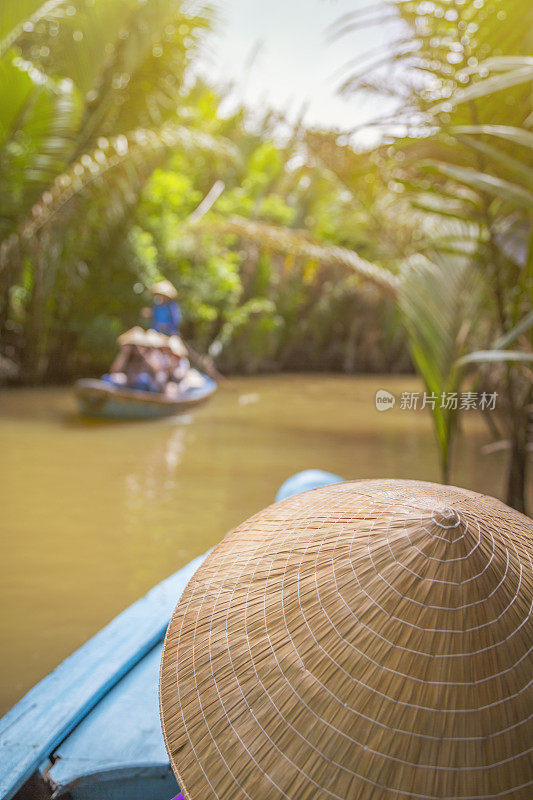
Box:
[422,161,533,210]
[0,53,80,233]
[453,135,533,187]
[493,311,533,350]
[16,124,237,240]
[0,0,65,56]
[207,216,400,296]
[398,252,480,480]
[432,67,533,111]
[457,350,533,367]
[474,56,533,72]
[449,126,533,150]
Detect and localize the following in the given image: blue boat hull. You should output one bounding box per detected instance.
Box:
[75,374,217,420]
[275,469,342,501]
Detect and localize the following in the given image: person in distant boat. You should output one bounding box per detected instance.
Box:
[103,327,160,392]
[163,335,190,398]
[143,328,171,391]
[145,280,182,336]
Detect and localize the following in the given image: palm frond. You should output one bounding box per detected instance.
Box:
[0,53,80,236]
[457,350,533,366]
[421,161,533,209]
[0,0,65,57]
[431,63,533,113]
[206,216,400,296]
[16,125,237,241]
[399,249,481,479]
[449,126,533,148]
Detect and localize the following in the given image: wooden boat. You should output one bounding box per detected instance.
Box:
[0,471,340,800]
[75,369,217,420]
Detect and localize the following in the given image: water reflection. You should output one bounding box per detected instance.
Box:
[123,422,188,533]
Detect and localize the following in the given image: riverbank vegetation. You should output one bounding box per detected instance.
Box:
[0,0,531,509]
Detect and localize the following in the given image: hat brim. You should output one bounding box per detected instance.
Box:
[160,480,533,800]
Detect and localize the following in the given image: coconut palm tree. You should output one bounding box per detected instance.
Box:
[0,0,233,377]
[336,0,533,511]
[206,0,532,510]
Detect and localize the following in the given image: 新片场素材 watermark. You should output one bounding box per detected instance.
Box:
[375,390,498,412]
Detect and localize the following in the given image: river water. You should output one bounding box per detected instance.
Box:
[0,375,528,713]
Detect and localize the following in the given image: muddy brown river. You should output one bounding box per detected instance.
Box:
[0,375,528,713]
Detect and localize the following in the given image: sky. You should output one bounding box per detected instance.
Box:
[201,0,401,141]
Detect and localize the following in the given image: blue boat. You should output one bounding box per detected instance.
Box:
[0,470,342,800]
[75,371,217,420]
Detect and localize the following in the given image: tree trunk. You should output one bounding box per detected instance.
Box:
[19,235,53,382]
[505,417,529,515]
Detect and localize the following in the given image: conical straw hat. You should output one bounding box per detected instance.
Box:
[117,326,146,346]
[152,279,178,299]
[160,480,533,800]
[144,328,168,348]
[167,335,188,357]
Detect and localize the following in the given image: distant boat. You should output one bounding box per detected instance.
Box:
[74,370,217,420]
[0,471,339,800]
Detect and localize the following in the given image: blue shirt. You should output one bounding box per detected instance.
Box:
[152,301,181,335]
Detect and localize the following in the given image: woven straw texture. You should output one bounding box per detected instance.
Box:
[160,480,533,800]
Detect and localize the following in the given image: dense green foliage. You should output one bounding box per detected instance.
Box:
[0,1,409,381]
[206,0,533,508]
[0,0,235,377]
[334,0,533,508]
[130,129,408,375]
[0,0,531,508]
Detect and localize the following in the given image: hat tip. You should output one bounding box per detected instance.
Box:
[431,504,462,530]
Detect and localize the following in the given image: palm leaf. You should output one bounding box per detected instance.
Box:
[207,215,400,296]
[0,0,65,56]
[20,0,214,152]
[457,311,533,369]
[457,350,533,366]
[0,53,80,235]
[449,126,533,149]
[16,125,237,240]
[453,136,533,184]
[421,161,533,209]
[493,310,533,349]
[431,66,533,112]
[398,250,481,480]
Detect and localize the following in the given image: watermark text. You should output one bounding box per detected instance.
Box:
[376,390,498,412]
